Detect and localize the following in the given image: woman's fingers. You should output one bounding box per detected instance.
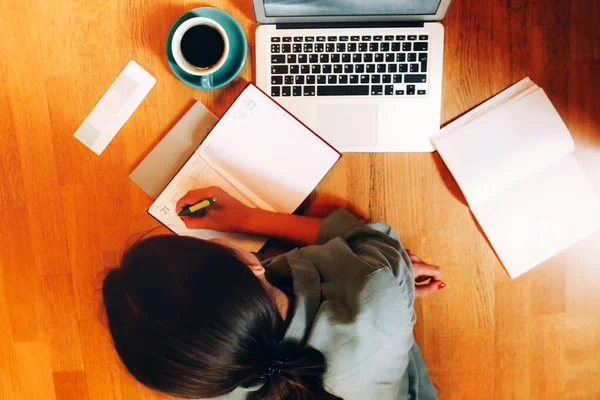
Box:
[412,261,442,282]
[415,280,446,297]
[176,186,221,213]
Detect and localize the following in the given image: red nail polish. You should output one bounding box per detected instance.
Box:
[438,282,446,290]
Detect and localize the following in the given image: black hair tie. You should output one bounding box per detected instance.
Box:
[259,355,287,379]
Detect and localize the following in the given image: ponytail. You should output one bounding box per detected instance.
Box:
[102,235,342,399]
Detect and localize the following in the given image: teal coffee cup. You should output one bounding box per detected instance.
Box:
[167,8,247,90]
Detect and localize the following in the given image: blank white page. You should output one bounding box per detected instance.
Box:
[148,152,267,251]
[433,88,575,206]
[472,154,600,278]
[199,85,340,213]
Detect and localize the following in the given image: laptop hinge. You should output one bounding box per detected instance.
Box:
[276,21,425,30]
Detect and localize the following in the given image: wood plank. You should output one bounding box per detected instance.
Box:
[53,371,91,400]
[12,342,57,400]
[530,314,567,399]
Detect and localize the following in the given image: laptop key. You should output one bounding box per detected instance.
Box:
[410,64,419,73]
[318,85,370,96]
[283,37,292,42]
[287,54,296,63]
[417,90,426,95]
[421,60,428,73]
[388,64,397,73]
[373,35,383,41]
[304,86,316,96]
[369,43,379,52]
[327,36,337,41]
[271,37,280,43]
[342,54,351,63]
[419,35,429,40]
[312,65,321,73]
[271,44,280,53]
[298,54,308,63]
[392,42,401,51]
[395,89,405,95]
[350,74,359,83]
[320,54,329,63]
[323,65,332,74]
[301,65,310,74]
[309,54,318,63]
[385,35,394,40]
[356,64,365,73]
[398,64,408,73]
[337,43,346,52]
[334,64,343,74]
[381,43,390,51]
[304,43,313,52]
[326,43,335,52]
[359,43,368,52]
[328,75,337,84]
[340,36,349,41]
[385,85,394,95]
[315,43,324,52]
[282,86,291,96]
[386,53,395,62]
[293,44,302,52]
[353,54,362,62]
[382,74,392,83]
[414,42,428,51]
[407,85,416,95]
[393,74,403,83]
[371,85,383,95]
[408,35,417,40]
[351,36,360,41]
[290,65,299,74]
[294,37,303,42]
[377,64,386,73]
[272,76,283,85]
[317,36,326,42]
[272,65,288,74]
[366,64,375,73]
[339,75,348,84]
[306,75,315,84]
[360,74,370,83]
[405,74,427,83]
[408,53,417,62]
[282,44,291,53]
[317,75,326,84]
[295,75,304,84]
[419,53,428,62]
[348,43,357,52]
[293,86,302,96]
[371,75,381,83]
[396,35,406,40]
[285,76,294,84]
[331,54,340,63]
[272,55,285,64]
[402,42,412,51]
[271,86,280,96]
[362,35,371,41]
[364,54,373,62]
[344,64,353,73]
[375,53,384,62]
[397,53,406,62]
[305,36,315,42]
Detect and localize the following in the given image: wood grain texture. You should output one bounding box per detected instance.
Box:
[0,0,598,398]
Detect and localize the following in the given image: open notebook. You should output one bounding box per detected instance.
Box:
[432,78,600,278]
[149,84,341,251]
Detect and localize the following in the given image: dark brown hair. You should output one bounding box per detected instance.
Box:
[102,235,341,400]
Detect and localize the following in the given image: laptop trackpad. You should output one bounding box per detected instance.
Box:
[318,104,378,148]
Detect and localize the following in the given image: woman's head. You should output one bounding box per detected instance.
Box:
[103,235,340,400]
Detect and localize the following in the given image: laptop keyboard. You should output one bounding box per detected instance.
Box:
[269,34,429,98]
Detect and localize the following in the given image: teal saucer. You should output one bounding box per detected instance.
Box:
[166,7,247,90]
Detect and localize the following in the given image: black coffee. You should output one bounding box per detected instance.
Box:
[180,25,225,69]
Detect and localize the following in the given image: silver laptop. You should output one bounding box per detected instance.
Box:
[254,0,452,152]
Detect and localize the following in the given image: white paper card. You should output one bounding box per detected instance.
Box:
[74,60,156,155]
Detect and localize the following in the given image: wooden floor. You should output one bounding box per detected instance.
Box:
[1,0,599,399]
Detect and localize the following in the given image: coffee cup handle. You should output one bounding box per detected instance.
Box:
[200,75,213,90]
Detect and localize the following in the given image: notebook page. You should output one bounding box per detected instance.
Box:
[199,85,340,213]
[148,152,266,251]
[433,89,574,207]
[471,154,600,278]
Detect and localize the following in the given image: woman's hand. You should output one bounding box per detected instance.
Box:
[406,250,445,297]
[176,186,253,232]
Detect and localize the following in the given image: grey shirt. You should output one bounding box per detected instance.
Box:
[219,209,436,400]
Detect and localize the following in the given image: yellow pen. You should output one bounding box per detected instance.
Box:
[178,197,217,217]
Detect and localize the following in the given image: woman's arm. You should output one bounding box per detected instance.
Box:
[176,186,324,246]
